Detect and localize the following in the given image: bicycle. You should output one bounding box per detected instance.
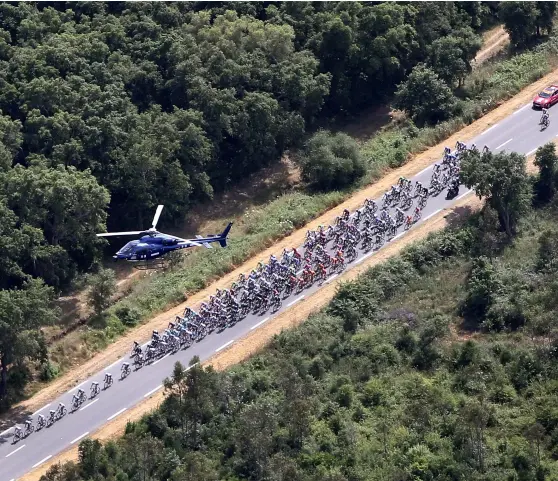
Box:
[121,362,131,379]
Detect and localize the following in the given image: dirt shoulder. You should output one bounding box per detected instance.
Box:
[6,64,557,430]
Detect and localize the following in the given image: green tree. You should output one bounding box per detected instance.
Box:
[297,130,365,190]
[0,279,57,398]
[86,268,116,316]
[393,64,458,125]
[462,256,502,322]
[500,2,555,49]
[534,142,558,203]
[427,29,482,87]
[460,150,531,237]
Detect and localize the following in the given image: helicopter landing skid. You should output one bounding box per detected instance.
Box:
[132,259,166,270]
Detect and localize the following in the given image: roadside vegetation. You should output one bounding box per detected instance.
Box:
[1,1,558,411]
[41,145,558,481]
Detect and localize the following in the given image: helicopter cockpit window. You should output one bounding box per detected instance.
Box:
[118,241,139,255]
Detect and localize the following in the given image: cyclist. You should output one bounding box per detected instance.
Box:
[24,419,33,435]
[56,402,66,417]
[104,372,113,387]
[542,108,550,126]
[36,414,46,429]
[91,381,100,397]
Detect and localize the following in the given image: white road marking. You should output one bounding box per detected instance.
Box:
[481,123,499,135]
[526,147,537,156]
[105,358,122,371]
[6,445,25,457]
[1,427,13,436]
[153,353,170,365]
[183,362,199,373]
[250,317,270,331]
[107,407,127,421]
[32,454,52,468]
[513,103,531,114]
[423,208,442,222]
[495,138,513,150]
[215,340,234,353]
[417,165,432,176]
[393,231,405,241]
[71,380,87,392]
[32,403,51,416]
[80,399,99,412]
[143,385,162,398]
[456,189,473,201]
[325,274,338,284]
[355,252,373,265]
[70,432,89,445]
[287,295,304,307]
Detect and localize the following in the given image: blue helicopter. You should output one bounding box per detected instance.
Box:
[97,205,232,268]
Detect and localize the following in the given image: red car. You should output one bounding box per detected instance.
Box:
[533,85,558,109]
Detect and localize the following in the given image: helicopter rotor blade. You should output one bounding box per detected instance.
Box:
[96,231,144,237]
[151,205,164,230]
[173,236,204,247]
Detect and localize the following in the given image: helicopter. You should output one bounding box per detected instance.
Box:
[97,205,233,269]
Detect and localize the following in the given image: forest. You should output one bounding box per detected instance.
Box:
[40,145,558,481]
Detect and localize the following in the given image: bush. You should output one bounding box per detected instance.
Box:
[297,130,366,190]
[39,361,60,382]
[114,305,142,327]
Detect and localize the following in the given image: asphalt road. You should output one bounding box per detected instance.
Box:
[0,102,553,481]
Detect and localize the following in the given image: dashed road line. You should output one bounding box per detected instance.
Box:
[6,445,25,458]
[79,399,99,412]
[107,407,127,421]
[70,432,89,445]
[495,138,513,150]
[287,295,304,307]
[423,208,442,223]
[250,317,270,331]
[32,403,51,416]
[32,454,52,468]
[215,340,234,353]
[143,385,162,398]
[1,427,13,436]
[153,353,170,365]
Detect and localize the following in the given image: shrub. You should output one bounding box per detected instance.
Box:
[114,305,142,327]
[39,361,60,382]
[297,130,366,190]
